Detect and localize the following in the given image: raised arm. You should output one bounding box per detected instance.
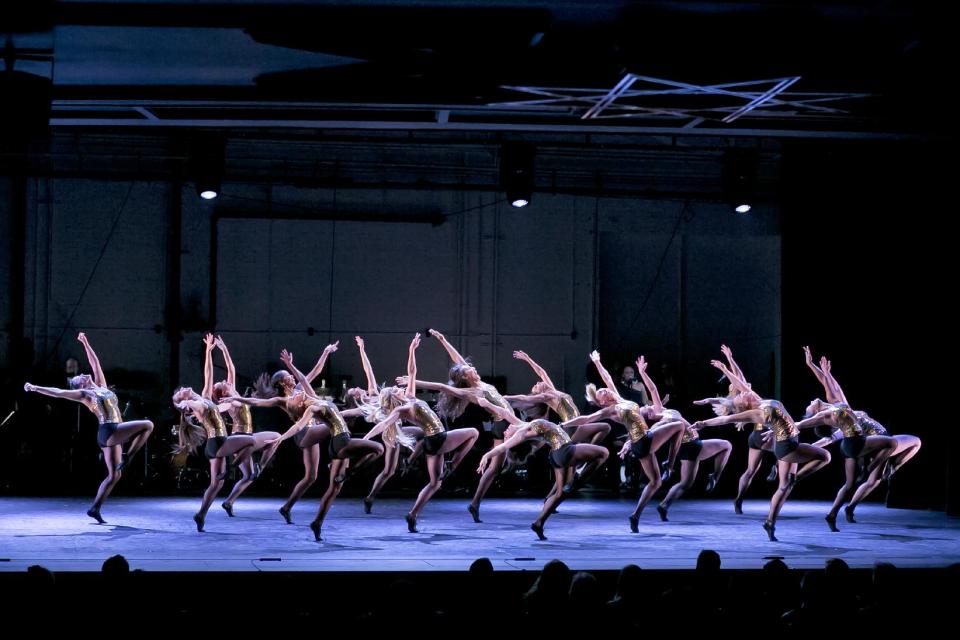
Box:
[710,360,752,395]
[405,333,421,397]
[355,336,378,395]
[77,332,107,387]
[202,333,216,399]
[635,356,663,411]
[303,341,339,384]
[513,350,556,390]
[24,383,85,402]
[216,335,236,388]
[820,356,849,405]
[589,350,622,398]
[428,328,467,365]
[280,350,317,399]
[720,344,748,383]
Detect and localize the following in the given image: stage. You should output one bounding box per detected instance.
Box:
[2,496,958,572]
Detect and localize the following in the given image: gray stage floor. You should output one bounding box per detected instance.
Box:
[2,497,958,572]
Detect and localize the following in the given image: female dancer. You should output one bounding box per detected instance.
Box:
[227,341,338,524]
[476,397,608,540]
[651,361,732,521]
[804,348,918,524]
[23,332,154,523]
[405,328,519,523]
[362,334,480,532]
[172,334,256,532]
[210,336,282,517]
[562,352,685,532]
[276,349,383,541]
[693,345,776,514]
[692,358,831,541]
[357,336,425,514]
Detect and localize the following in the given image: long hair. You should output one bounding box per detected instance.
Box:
[585,383,600,406]
[171,387,206,456]
[253,371,288,399]
[436,362,474,421]
[360,387,416,450]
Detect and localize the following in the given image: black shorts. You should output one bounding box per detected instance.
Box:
[490,420,509,440]
[840,435,866,459]
[747,430,767,450]
[679,439,703,461]
[328,432,352,459]
[204,435,228,460]
[630,435,652,459]
[97,422,119,448]
[548,442,576,469]
[774,437,799,460]
[423,432,447,456]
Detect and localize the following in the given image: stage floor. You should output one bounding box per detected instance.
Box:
[2,496,958,572]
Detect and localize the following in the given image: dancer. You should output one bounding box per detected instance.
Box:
[363,333,480,532]
[210,336,282,517]
[562,352,684,532]
[172,334,256,532]
[476,398,608,540]
[23,332,154,523]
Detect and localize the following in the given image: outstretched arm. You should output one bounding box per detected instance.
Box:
[202,333,215,399]
[303,341,339,384]
[589,350,623,399]
[635,355,663,411]
[693,409,764,429]
[476,396,523,426]
[77,332,107,387]
[228,395,286,409]
[512,350,556,390]
[563,407,612,429]
[280,350,317,399]
[273,404,320,444]
[24,383,85,402]
[216,335,236,388]
[395,376,475,399]
[478,425,534,472]
[794,408,835,430]
[363,406,405,441]
[429,328,467,365]
[355,336,378,395]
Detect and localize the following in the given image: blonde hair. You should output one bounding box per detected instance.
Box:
[585,383,600,405]
[437,362,474,420]
[360,387,416,450]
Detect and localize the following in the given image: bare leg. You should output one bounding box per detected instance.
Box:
[310,459,347,541]
[332,438,385,483]
[629,455,662,531]
[407,454,444,530]
[106,419,155,471]
[221,456,256,516]
[765,444,831,540]
[89,445,123,521]
[570,422,611,445]
[658,459,699,518]
[469,438,504,522]
[280,443,321,523]
[365,442,400,512]
[194,457,226,532]
[825,458,857,531]
[532,469,566,540]
[735,447,766,514]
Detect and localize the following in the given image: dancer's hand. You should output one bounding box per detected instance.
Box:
[396,375,409,385]
[77,332,88,344]
[820,357,831,374]
[477,452,491,474]
[692,398,712,406]
[355,336,364,349]
[589,350,601,362]
[428,328,445,341]
[513,350,529,361]
[280,349,294,367]
[635,355,647,374]
[24,382,34,392]
[710,359,727,372]
[803,345,813,364]
[214,335,226,349]
[618,440,631,459]
[411,333,421,350]
[721,344,733,359]
[324,341,339,354]
[203,333,215,349]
